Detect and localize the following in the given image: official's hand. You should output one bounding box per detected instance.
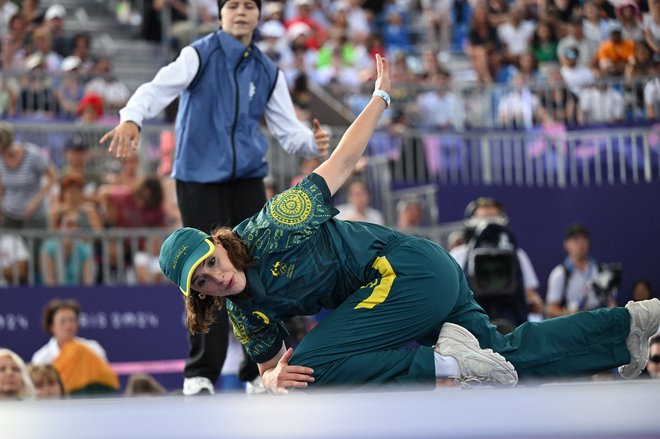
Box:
[100,121,140,158]
[262,347,314,395]
[312,118,330,157]
[374,54,390,94]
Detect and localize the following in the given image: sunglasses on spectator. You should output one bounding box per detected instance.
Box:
[649,355,660,363]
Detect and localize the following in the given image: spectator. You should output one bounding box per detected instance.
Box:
[466,4,500,84]
[382,6,411,56]
[49,173,103,232]
[0,72,17,118]
[103,150,142,188]
[0,230,29,285]
[30,26,62,74]
[31,298,119,395]
[0,348,35,400]
[335,179,385,225]
[60,135,104,198]
[516,51,542,84]
[545,0,581,30]
[597,21,635,76]
[0,121,58,229]
[625,41,654,118]
[285,0,327,50]
[578,70,625,124]
[30,299,108,365]
[421,0,454,55]
[54,56,84,120]
[43,4,69,56]
[497,7,536,67]
[396,196,425,230]
[558,16,600,68]
[530,21,560,68]
[69,33,95,75]
[124,373,167,396]
[541,66,578,125]
[18,54,59,117]
[617,0,644,42]
[583,0,610,44]
[450,197,544,326]
[100,176,166,284]
[643,0,660,55]
[644,57,660,118]
[76,93,105,124]
[40,208,96,286]
[560,46,595,94]
[647,335,660,379]
[632,279,654,301]
[27,364,65,399]
[497,73,545,129]
[256,20,293,68]
[1,14,28,73]
[84,58,130,112]
[411,68,464,129]
[546,223,617,317]
[20,0,43,32]
[0,0,19,40]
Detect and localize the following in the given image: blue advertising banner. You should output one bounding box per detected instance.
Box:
[0,285,192,391]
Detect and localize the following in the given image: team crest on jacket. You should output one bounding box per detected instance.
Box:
[269,190,312,225]
[249,82,256,100]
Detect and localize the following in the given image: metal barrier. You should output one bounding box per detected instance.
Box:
[7,121,658,229]
[1,223,462,287]
[1,227,172,287]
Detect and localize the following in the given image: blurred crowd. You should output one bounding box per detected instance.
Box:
[0,1,130,120]
[1,0,659,126]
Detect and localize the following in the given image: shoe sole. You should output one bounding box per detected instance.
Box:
[619,299,660,379]
[437,323,518,387]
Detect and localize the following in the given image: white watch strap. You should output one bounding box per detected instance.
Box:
[372,90,390,108]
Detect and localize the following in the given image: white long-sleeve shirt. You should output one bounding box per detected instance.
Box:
[119,46,319,157]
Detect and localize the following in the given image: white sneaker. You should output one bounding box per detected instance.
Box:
[435,322,518,387]
[619,298,660,379]
[183,376,215,395]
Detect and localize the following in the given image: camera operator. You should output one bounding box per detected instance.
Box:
[450,198,544,327]
[546,223,618,317]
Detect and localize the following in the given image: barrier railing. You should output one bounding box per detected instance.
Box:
[1,223,463,287]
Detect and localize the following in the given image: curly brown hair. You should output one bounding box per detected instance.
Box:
[185,227,253,334]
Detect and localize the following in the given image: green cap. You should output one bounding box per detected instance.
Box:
[159,227,214,296]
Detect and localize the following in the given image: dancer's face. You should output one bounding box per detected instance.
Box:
[190,241,246,297]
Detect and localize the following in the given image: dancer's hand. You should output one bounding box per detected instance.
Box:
[374,54,390,94]
[262,347,314,394]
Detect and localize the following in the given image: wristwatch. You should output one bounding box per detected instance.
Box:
[372,89,391,108]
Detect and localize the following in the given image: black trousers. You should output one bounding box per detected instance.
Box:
[176,178,266,383]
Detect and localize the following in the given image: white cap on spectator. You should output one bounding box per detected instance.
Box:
[286,22,311,40]
[61,55,82,72]
[295,0,313,6]
[25,53,44,70]
[45,4,66,21]
[261,20,285,39]
[263,1,283,16]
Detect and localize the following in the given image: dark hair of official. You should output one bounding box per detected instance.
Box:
[42,299,81,334]
[185,227,253,334]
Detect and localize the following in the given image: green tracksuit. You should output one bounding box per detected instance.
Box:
[227,173,630,387]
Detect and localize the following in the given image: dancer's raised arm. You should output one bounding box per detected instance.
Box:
[314,54,390,196]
